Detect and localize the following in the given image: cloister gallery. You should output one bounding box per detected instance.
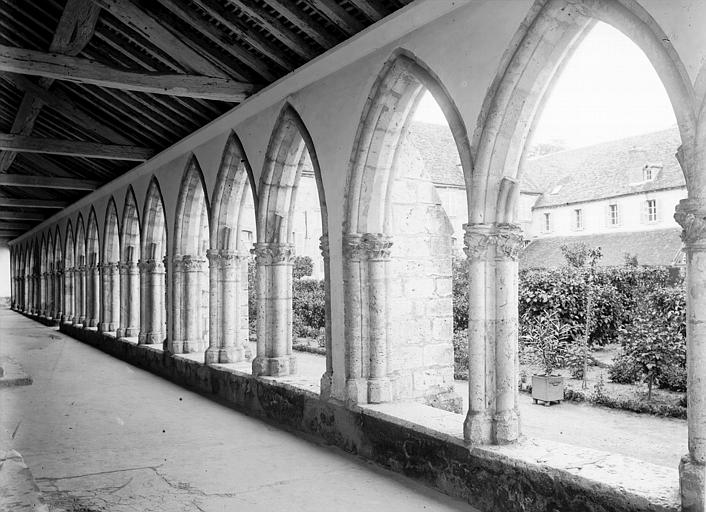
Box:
[3,0,706,510]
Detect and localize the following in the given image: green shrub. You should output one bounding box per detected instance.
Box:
[452,329,469,380]
[293,256,313,280]
[608,352,641,384]
[452,257,468,332]
[292,278,326,334]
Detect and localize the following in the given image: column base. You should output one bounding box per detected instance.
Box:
[367,378,391,404]
[206,346,245,364]
[464,410,493,444]
[320,372,333,400]
[165,340,183,354]
[78,316,86,325]
[125,327,139,337]
[98,322,109,333]
[680,455,706,511]
[252,356,296,377]
[88,319,98,328]
[116,328,126,338]
[345,378,368,405]
[493,408,520,444]
[183,340,205,353]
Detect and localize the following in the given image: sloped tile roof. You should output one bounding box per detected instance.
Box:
[524,127,684,207]
[520,228,683,269]
[406,121,465,187]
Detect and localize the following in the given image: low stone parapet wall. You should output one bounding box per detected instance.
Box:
[14,310,679,512]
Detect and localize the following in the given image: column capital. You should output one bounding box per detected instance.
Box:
[101,262,120,271]
[463,223,523,261]
[138,259,165,272]
[251,242,295,265]
[361,233,392,261]
[319,234,329,259]
[342,233,365,261]
[675,199,706,247]
[181,255,207,272]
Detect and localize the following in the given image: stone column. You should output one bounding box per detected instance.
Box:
[45,269,53,318]
[251,242,296,377]
[138,260,149,343]
[182,255,206,353]
[206,250,246,364]
[463,224,494,444]
[78,258,87,325]
[117,262,129,337]
[110,262,120,331]
[99,263,111,332]
[343,233,367,404]
[675,200,706,511]
[149,259,166,344]
[492,224,522,444]
[361,233,392,404]
[63,268,74,323]
[167,255,184,354]
[39,271,46,316]
[125,260,140,337]
[319,234,333,399]
[55,268,63,321]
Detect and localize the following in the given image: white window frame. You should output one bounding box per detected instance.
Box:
[543,212,552,233]
[608,203,619,227]
[573,208,583,231]
[646,199,658,223]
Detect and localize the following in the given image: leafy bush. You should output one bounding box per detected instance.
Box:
[616,286,686,397]
[608,352,641,384]
[452,257,468,332]
[292,278,326,335]
[293,256,313,280]
[564,343,587,379]
[452,329,469,380]
[520,312,573,375]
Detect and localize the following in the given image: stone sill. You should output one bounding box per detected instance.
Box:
[14,310,680,512]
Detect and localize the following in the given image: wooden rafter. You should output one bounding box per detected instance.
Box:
[0,174,101,190]
[0,134,155,161]
[90,0,230,79]
[0,197,67,209]
[307,0,365,34]
[0,0,102,172]
[345,0,386,23]
[0,211,45,221]
[262,0,339,49]
[0,222,35,231]
[0,45,256,102]
[0,73,134,145]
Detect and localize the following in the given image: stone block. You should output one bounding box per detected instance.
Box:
[387,345,423,372]
[423,343,454,367]
[404,277,436,298]
[431,317,453,341]
[434,278,452,297]
[426,298,453,317]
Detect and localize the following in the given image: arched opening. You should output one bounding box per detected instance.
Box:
[465,0,698,482]
[140,178,168,345]
[119,187,141,339]
[74,216,87,325]
[43,232,53,319]
[53,227,63,320]
[171,157,210,355]
[100,199,121,333]
[342,53,471,408]
[253,104,331,391]
[63,222,75,323]
[39,235,48,317]
[206,133,257,364]
[86,208,101,328]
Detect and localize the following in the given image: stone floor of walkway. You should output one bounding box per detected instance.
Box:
[0,309,476,512]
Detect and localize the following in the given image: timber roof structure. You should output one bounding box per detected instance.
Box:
[0,0,412,241]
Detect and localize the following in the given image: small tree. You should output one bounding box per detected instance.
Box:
[520,311,573,376]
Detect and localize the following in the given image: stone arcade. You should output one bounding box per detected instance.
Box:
[4,0,706,510]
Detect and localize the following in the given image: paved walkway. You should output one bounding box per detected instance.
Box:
[0,309,475,512]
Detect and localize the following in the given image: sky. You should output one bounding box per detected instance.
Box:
[413,22,676,150]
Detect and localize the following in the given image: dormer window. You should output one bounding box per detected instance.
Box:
[643,163,662,181]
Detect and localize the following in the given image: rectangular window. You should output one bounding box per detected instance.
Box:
[644,166,653,181]
[573,209,583,230]
[543,212,551,232]
[609,204,619,226]
[646,199,657,222]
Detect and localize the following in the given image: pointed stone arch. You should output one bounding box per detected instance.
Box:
[86,208,101,327]
[170,156,211,354]
[100,198,121,332]
[118,187,141,338]
[206,132,257,364]
[39,234,48,316]
[63,221,75,323]
[43,231,53,318]
[139,177,168,345]
[53,226,63,320]
[253,103,331,386]
[74,215,87,325]
[341,51,471,407]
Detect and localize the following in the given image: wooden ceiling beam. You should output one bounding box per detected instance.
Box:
[0,0,101,172]
[306,0,365,34]
[184,0,297,70]
[0,211,45,221]
[90,0,229,79]
[345,0,386,23]
[0,174,101,190]
[19,153,74,178]
[0,222,35,231]
[262,0,338,49]
[0,73,134,145]
[226,0,319,59]
[0,133,155,161]
[153,0,278,81]
[0,44,256,102]
[0,197,66,208]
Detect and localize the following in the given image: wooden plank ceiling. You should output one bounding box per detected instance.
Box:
[0,0,411,241]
